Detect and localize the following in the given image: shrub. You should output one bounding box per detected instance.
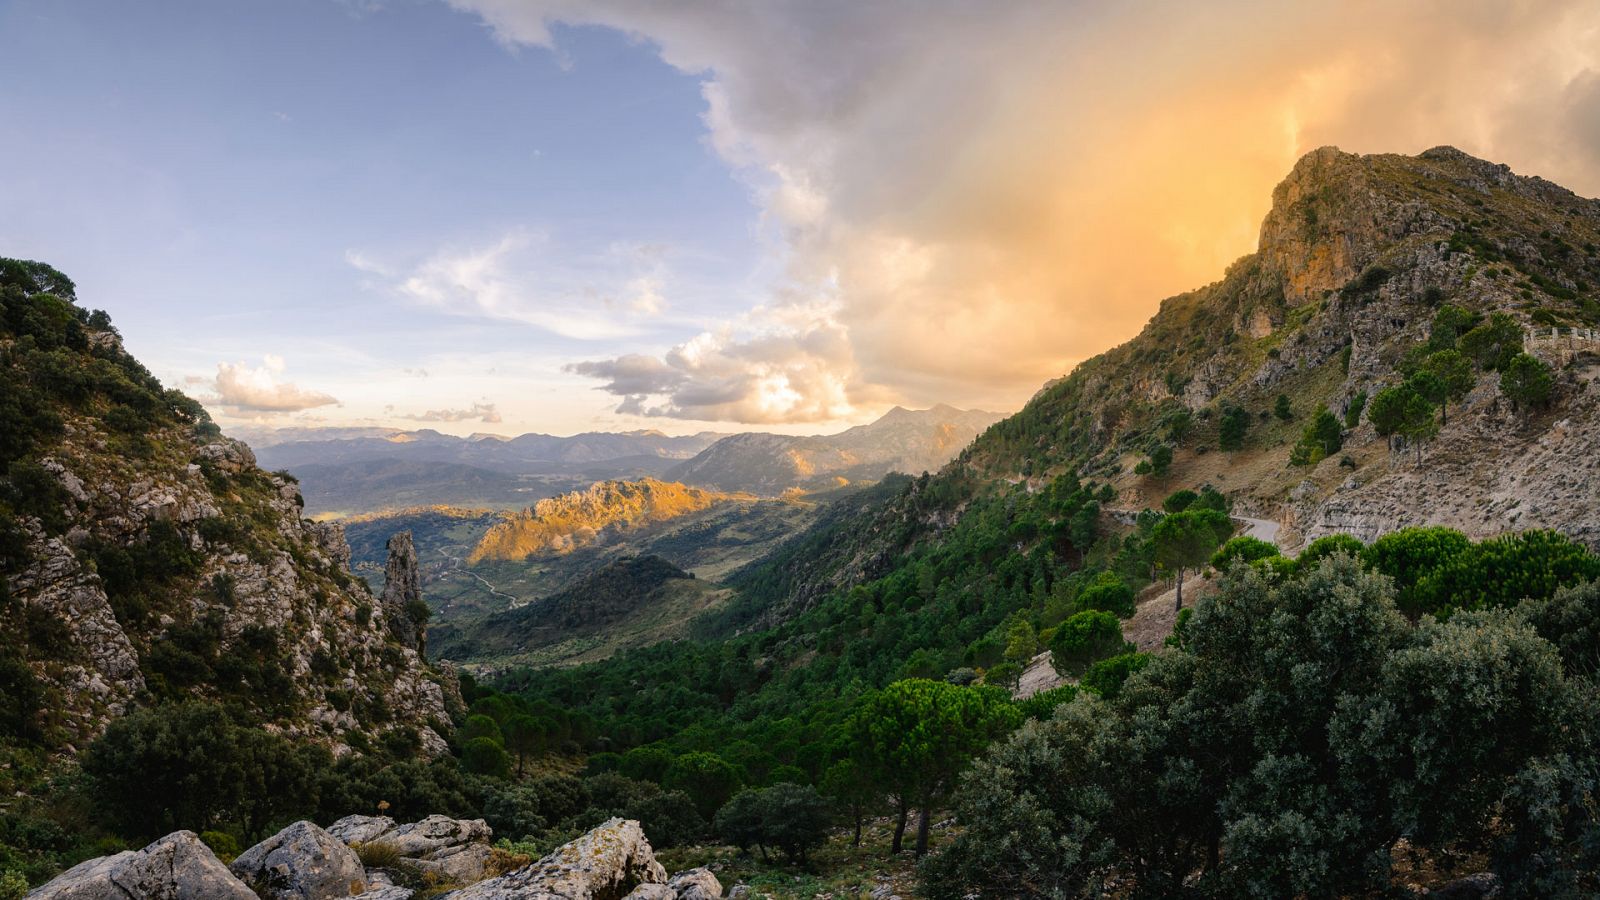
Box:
[984,661,1021,689]
[1076,573,1135,618]
[461,737,512,779]
[1014,684,1079,722]
[713,783,830,864]
[1297,534,1364,570]
[1050,611,1130,677]
[1080,652,1149,699]
[353,840,401,870]
[1162,489,1198,513]
[663,752,743,820]
[1211,536,1280,570]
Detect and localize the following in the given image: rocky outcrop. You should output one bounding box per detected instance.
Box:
[229,820,366,900]
[664,869,722,900]
[380,531,426,654]
[442,818,668,900]
[328,814,495,886]
[26,831,257,900]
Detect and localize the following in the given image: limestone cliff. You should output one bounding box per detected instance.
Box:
[0,259,457,755]
[955,146,1600,549]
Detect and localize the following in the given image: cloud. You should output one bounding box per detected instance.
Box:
[397,402,503,423]
[209,358,339,413]
[449,0,1600,420]
[349,230,672,340]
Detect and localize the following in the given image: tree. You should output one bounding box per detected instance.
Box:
[1416,349,1474,423]
[1049,611,1130,676]
[984,660,1022,689]
[1002,617,1039,666]
[1162,488,1198,513]
[503,715,551,777]
[664,752,743,820]
[1076,572,1135,618]
[1428,302,1477,349]
[1366,384,1415,439]
[1152,508,1231,610]
[1211,535,1280,569]
[1500,352,1553,414]
[618,745,675,784]
[1459,312,1524,370]
[1288,404,1342,466]
[460,713,503,746]
[1361,526,1473,616]
[1218,404,1250,451]
[1273,394,1292,421]
[1148,444,1173,480]
[848,680,1020,855]
[821,758,879,848]
[461,737,511,779]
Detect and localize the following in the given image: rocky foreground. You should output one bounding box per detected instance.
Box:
[27,815,723,900]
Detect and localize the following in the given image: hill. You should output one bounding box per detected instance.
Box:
[664,404,1003,495]
[0,259,458,757]
[429,555,723,669]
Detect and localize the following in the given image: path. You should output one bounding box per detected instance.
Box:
[438,550,522,607]
[1015,509,1287,697]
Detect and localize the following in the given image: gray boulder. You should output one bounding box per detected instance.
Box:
[351,889,414,900]
[668,868,723,899]
[382,815,492,858]
[26,831,256,900]
[230,820,367,900]
[327,814,397,845]
[401,842,493,885]
[440,817,666,900]
[623,887,675,900]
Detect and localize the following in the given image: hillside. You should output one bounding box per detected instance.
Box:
[430,555,723,669]
[665,404,1003,495]
[467,478,755,562]
[958,146,1600,546]
[0,259,458,757]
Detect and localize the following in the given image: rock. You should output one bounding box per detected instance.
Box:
[326,814,397,845]
[1429,872,1500,899]
[401,842,493,884]
[440,818,666,900]
[725,887,750,900]
[623,887,675,900]
[381,815,492,858]
[230,820,367,900]
[381,531,426,653]
[351,889,414,900]
[667,868,722,899]
[27,830,257,900]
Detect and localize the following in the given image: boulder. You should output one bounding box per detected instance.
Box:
[27,831,256,900]
[440,818,666,900]
[230,820,367,900]
[381,815,492,858]
[401,842,493,884]
[667,868,722,900]
[326,814,397,845]
[1430,872,1500,899]
[350,889,414,900]
[623,887,675,900]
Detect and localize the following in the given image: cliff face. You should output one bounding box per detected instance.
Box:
[954,146,1600,548]
[0,260,456,755]
[467,478,745,562]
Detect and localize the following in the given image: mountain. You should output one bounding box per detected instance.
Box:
[664,404,1004,495]
[429,555,722,668]
[0,259,458,756]
[254,427,726,473]
[956,145,1600,546]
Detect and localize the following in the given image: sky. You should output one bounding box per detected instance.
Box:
[3,0,1599,437]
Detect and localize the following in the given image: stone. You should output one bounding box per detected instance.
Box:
[350,889,414,900]
[381,531,427,653]
[1429,872,1500,899]
[326,814,397,845]
[622,887,675,900]
[401,842,493,884]
[440,818,666,900]
[230,820,367,900]
[381,815,492,858]
[667,868,722,899]
[27,831,257,900]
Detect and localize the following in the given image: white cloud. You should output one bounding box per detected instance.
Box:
[397,402,503,423]
[209,357,339,413]
[449,0,1600,422]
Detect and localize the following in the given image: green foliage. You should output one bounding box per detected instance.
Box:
[1459,311,1525,371]
[82,702,331,842]
[1152,508,1231,580]
[1362,526,1473,616]
[1211,535,1280,570]
[1075,571,1135,618]
[1413,530,1600,616]
[1273,394,1292,421]
[1049,611,1129,676]
[1218,404,1250,451]
[461,737,512,779]
[1162,489,1198,513]
[1288,404,1342,466]
[714,783,831,863]
[1342,390,1366,428]
[198,830,241,863]
[1297,534,1364,570]
[1501,352,1554,411]
[664,752,744,820]
[1079,651,1148,699]
[459,715,503,746]
[983,661,1021,689]
[618,745,674,784]
[1013,683,1079,722]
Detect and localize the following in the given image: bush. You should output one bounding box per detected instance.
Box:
[1014,684,1079,722]
[1080,652,1149,699]
[1050,611,1130,677]
[461,737,512,779]
[353,840,401,870]
[618,746,675,784]
[1211,536,1280,570]
[1076,573,1135,618]
[1162,489,1198,513]
[663,752,743,820]
[984,661,1021,689]
[1297,534,1363,570]
[713,783,830,864]
[199,830,241,864]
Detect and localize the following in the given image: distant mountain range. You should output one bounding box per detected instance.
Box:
[250,406,1001,515]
